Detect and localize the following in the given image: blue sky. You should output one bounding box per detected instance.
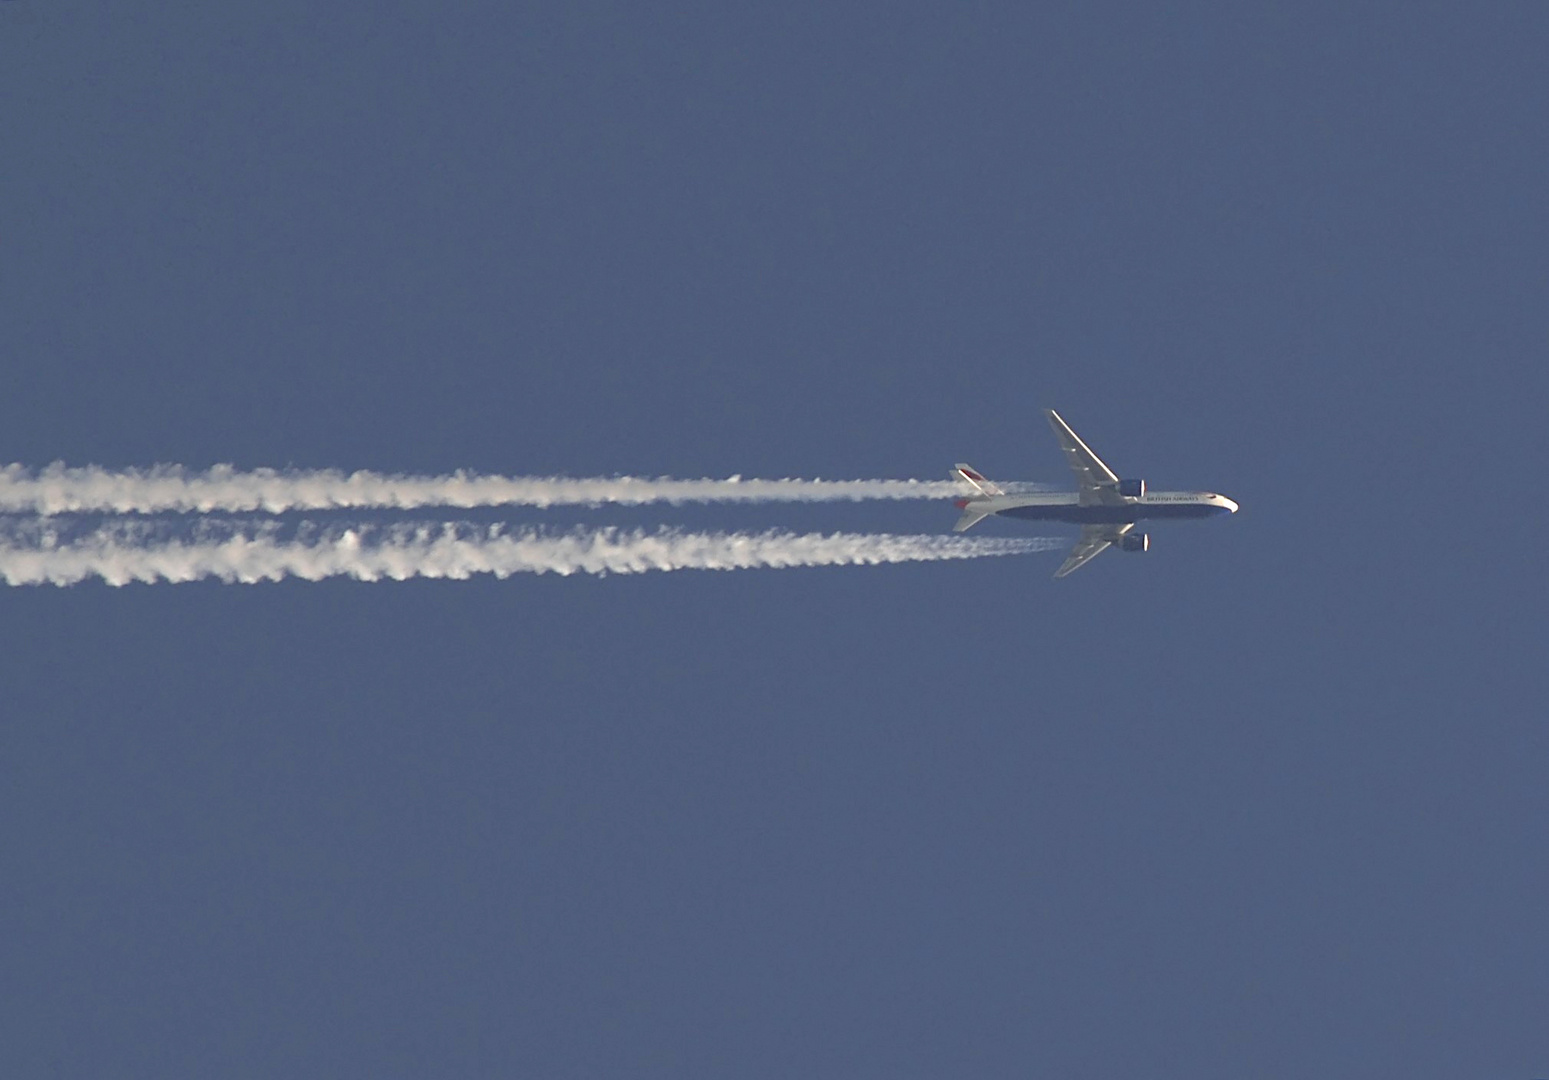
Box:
[2,4,1546,1077]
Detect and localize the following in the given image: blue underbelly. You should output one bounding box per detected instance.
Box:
[999,503,1220,524]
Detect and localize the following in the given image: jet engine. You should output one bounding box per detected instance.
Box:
[1120,533,1150,553]
[1118,478,1146,498]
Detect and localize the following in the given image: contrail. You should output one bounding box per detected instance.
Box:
[0,521,1063,587]
[0,464,1031,516]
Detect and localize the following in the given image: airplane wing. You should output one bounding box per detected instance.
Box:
[1046,409,1123,505]
[1053,523,1133,579]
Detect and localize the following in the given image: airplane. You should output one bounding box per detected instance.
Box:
[951,409,1238,578]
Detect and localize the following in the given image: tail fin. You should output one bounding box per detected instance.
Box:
[951,463,1004,497]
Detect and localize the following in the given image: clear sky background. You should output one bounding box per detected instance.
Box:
[3,4,1546,1077]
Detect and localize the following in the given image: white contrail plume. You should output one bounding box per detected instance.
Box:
[0,464,1034,516]
[0,521,1064,587]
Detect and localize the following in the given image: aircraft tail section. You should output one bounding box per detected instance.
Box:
[951,463,1003,497]
[952,501,993,532]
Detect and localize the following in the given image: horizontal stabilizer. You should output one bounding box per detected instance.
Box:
[953,506,992,532]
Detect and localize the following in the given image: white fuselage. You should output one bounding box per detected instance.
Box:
[975,490,1239,525]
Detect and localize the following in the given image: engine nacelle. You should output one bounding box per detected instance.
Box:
[1120,533,1150,553]
[1118,478,1146,498]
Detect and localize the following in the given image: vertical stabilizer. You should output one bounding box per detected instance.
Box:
[951,464,1004,497]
